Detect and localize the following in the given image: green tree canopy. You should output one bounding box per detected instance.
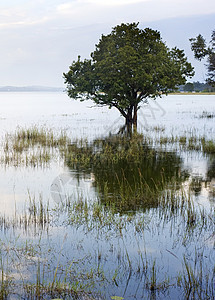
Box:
[190,30,215,86]
[64,23,194,131]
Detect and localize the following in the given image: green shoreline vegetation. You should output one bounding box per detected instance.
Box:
[0,125,214,299]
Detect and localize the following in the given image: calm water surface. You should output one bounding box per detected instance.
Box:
[0,92,214,299]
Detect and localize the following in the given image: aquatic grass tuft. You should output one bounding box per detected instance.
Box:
[1,126,70,167]
[198,111,215,118]
[201,139,215,154]
[177,254,215,300]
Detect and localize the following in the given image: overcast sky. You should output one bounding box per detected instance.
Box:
[0,0,215,87]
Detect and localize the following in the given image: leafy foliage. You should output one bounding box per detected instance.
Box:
[190,30,215,86]
[64,23,194,129]
[190,34,208,60]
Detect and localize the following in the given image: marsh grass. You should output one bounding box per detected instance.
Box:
[0,187,213,299]
[14,126,68,149]
[198,111,215,119]
[1,126,214,168]
[1,126,70,167]
[153,132,215,154]
[0,127,214,298]
[0,254,11,299]
[55,183,214,252]
[201,139,215,154]
[65,133,154,169]
[27,193,50,229]
[0,193,50,233]
[177,254,215,300]
[0,236,99,300]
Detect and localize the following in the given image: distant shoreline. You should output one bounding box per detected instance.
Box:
[0,86,64,92]
[0,87,214,95]
[169,92,215,95]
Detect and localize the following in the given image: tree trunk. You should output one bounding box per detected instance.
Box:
[125,106,133,133]
[133,104,138,133]
[124,104,138,134]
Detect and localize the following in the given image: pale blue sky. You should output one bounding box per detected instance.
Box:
[0,0,214,86]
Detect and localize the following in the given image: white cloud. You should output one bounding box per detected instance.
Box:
[0,9,14,17]
[0,0,214,86]
[57,0,148,10]
[85,0,148,5]
[0,16,51,29]
[55,0,215,24]
[2,0,215,29]
[56,3,74,13]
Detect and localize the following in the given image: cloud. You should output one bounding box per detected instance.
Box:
[2,0,215,30]
[0,9,15,17]
[0,17,51,29]
[55,0,215,25]
[57,0,148,11]
[85,0,148,5]
[0,0,214,86]
[56,3,74,13]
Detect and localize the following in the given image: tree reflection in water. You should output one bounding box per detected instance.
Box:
[207,159,215,201]
[188,158,215,201]
[65,134,189,213]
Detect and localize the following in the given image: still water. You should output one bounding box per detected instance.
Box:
[0,92,214,138]
[0,92,214,299]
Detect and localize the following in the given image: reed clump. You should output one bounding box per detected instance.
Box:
[14,126,68,148]
[65,133,150,169]
[201,139,215,154]
[153,132,215,154]
[65,133,179,172]
[177,255,215,300]
[1,126,70,167]
[198,111,215,118]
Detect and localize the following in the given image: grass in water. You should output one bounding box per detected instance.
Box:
[0,128,214,299]
[1,126,70,167]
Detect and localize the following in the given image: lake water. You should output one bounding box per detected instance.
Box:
[0,92,214,299]
[0,92,214,138]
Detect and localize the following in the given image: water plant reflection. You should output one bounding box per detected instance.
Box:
[0,126,213,299]
[189,158,215,201]
[65,134,189,213]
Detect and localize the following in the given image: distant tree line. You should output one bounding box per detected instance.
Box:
[178,81,215,92]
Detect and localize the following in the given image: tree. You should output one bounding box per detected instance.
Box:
[190,30,215,86]
[183,82,194,92]
[64,23,194,132]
